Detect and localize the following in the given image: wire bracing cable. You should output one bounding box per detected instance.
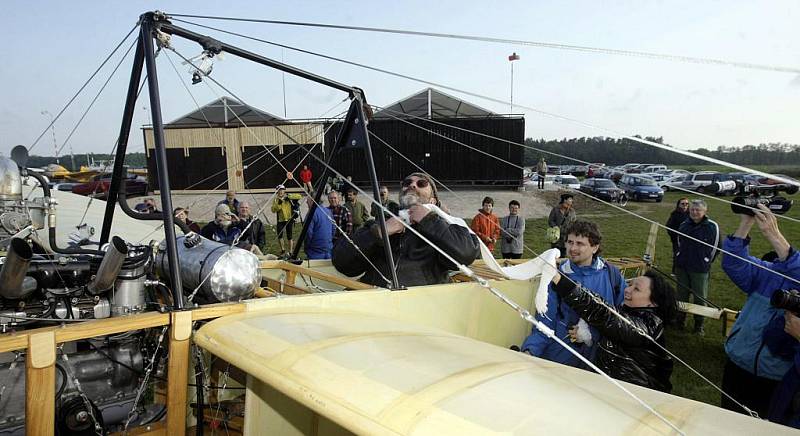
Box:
[166,14,800,74]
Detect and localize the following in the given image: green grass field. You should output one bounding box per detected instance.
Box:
[513,190,800,406]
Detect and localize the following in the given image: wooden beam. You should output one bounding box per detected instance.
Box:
[263,277,312,295]
[678,302,723,319]
[278,261,377,291]
[26,331,55,436]
[166,311,192,436]
[0,303,251,353]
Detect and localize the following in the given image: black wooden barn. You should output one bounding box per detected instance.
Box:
[326,88,524,189]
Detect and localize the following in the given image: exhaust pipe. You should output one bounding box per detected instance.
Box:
[0,238,34,299]
[87,236,129,295]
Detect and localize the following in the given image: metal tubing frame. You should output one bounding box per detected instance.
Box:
[140,13,186,308]
[355,98,402,289]
[100,35,145,245]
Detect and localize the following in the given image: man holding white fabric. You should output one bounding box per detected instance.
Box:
[521,220,625,368]
[332,172,480,287]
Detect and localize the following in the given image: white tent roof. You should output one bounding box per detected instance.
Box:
[373,87,497,119]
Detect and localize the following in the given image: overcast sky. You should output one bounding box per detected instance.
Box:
[1,0,798,157]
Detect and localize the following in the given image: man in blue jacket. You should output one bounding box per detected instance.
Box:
[304,196,334,260]
[521,220,625,367]
[674,199,720,335]
[721,203,799,418]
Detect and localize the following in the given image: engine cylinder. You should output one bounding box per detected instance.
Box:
[87,236,128,295]
[0,238,34,299]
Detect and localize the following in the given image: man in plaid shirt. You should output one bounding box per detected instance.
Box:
[327,191,352,243]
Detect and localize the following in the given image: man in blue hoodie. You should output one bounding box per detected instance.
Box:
[721,203,799,418]
[522,220,625,367]
[674,199,720,335]
[304,196,334,260]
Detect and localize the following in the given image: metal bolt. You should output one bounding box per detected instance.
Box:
[76,411,89,422]
[351,140,357,146]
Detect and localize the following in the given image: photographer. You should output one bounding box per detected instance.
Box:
[721,203,800,417]
[763,304,800,427]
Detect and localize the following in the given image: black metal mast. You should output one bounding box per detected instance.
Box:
[101,11,402,295]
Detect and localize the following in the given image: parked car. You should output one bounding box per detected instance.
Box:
[757,174,800,195]
[660,175,687,192]
[546,165,562,175]
[579,178,624,202]
[554,175,581,190]
[619,174,664,202]
[643,165,668,173]
[674,172,736,195]
[658,169,690,178]
[72,173,148,198]
[641,172,669,183]
[617,163,642,173]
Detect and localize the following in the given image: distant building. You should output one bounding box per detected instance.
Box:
[328,87,524,188]
[144,89,524,193]
[142,96,325,193]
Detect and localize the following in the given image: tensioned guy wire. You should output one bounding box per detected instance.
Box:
[166,13,800,74]
[30,24,139,152]
[169,18,800,190]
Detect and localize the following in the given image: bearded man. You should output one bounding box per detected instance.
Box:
[332,172,480,287]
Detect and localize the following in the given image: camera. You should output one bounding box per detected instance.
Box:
[710,181,794,216]
[771,289,800,316]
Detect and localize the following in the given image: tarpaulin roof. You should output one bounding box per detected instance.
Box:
[373,87,496,119]
[166,96,285,127]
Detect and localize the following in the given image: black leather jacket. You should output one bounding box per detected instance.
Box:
[332,212,480,287]
[553,279,674,392]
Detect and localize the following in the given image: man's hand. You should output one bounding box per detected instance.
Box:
[568,325,580,343]
[753,203,790,260]
[785,312,800,342]
[384,217,406,236]
[406,204,431,224]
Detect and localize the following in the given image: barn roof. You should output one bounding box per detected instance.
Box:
[373,87,496,119]
[166,96,284,128]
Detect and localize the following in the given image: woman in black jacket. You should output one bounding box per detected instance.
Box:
[665,197,689,267]
[551,269,678,392]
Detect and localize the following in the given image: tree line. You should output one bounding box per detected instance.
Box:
[523,136,800,168]
[20,153,148,171]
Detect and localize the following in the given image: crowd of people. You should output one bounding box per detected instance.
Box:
[165,162,800,428]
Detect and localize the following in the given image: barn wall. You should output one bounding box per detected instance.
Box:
[144,123,325,191]
[324,117,524,188]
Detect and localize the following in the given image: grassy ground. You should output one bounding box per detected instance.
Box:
[511,190,800,406]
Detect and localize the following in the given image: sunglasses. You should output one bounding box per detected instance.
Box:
[679,202,689,206]
[402,178,429,188]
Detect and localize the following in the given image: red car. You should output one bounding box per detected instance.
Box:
[71,173,149,199]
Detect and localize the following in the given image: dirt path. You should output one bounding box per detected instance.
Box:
[127,185,578,223]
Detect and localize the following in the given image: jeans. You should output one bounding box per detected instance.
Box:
[675,266,710,330]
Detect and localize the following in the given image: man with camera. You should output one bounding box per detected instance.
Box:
[721,203,800,417]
